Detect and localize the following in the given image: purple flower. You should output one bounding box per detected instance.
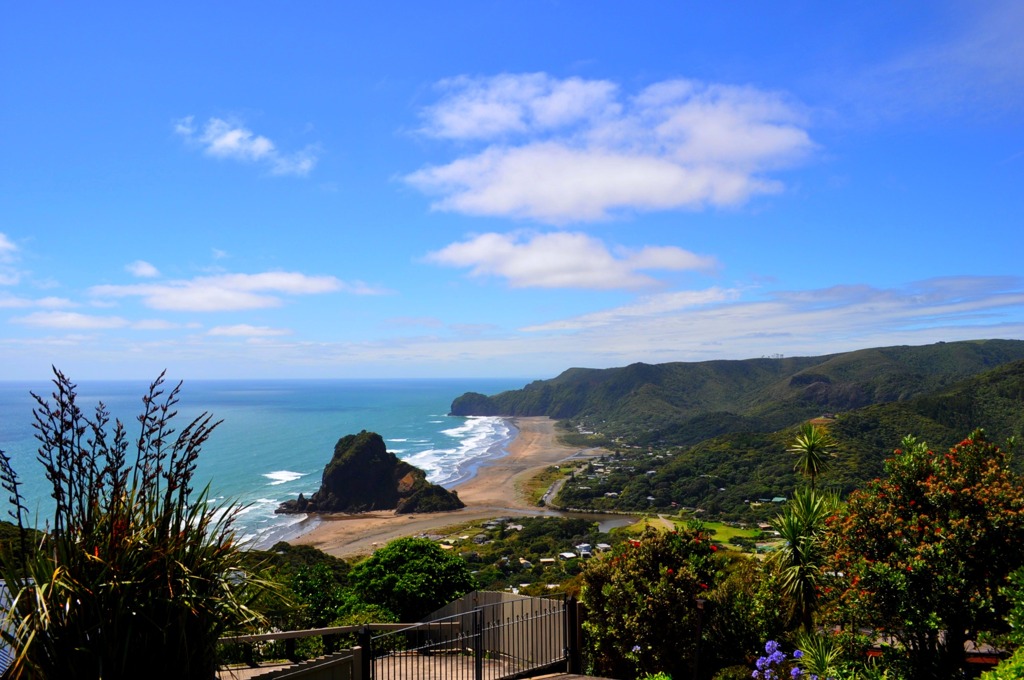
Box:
[793,650,803,659]
[790,668,802,678]
[631,645,641,654]
[765,640,780,655]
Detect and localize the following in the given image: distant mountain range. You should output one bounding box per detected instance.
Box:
[452,339,1024,447]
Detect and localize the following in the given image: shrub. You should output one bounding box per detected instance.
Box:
[0,370,265,679]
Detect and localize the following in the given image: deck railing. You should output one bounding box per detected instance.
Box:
[371,594,576,680]
[218,593,580,680]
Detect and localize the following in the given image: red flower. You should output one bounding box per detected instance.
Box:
[710,545,718,552]
[667,568,674,575]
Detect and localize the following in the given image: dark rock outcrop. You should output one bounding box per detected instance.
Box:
[276,430,464,515]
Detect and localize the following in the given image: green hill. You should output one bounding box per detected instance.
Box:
[452,339,1024,445]
[553,355,1024,520]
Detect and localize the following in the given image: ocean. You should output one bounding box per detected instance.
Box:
[0,377,524,548]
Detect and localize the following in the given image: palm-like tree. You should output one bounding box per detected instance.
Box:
[771,487,839,632]
[788,422,835,489]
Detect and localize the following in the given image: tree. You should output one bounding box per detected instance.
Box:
[348,537,475,621]
[828,430,1024,680]
[0,370,264,679]
[770,487,839,632]
[580,528,720,680]
[788,422,835,489]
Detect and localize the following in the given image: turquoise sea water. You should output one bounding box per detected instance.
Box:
[0,377,524,547]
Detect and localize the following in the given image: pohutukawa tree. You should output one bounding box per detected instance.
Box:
[828,430,1024,680]
[0,370,266,680]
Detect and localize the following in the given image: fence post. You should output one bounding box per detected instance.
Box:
[358,627,372,680]
[474,608,484,680]
[566,597,583,674]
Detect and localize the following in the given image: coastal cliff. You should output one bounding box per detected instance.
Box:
[277,430,464,515]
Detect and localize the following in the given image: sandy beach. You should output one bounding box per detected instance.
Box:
[288,417,596,559]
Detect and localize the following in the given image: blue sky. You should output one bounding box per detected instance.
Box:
[1,2,1022,380]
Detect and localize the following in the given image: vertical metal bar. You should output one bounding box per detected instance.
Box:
[566,597,581,674]
[359,627,372,680]
[474,607,483,680]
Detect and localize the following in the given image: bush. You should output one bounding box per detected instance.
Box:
[0,370,266,679]
[580,528,720,680]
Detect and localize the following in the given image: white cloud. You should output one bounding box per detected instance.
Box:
[208,324,292,337]
[12,311,129,330]
[0,233,16,262]
[515,277,1024,358]
[427,231,716,289]
[0,294,75,309]
[522,287,742,331]
[126,260,160,278]
[175,116,320,177]
[407,75,814,223]
[422,73,620,139]
[90,271,353,312]
[132,319,186,331]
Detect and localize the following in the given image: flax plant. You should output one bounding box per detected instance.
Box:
[0,370,266,679]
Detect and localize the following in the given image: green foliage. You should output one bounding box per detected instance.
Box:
[981,647,1024,680]
[580,528,720,680]
[788,422,836,488]
[794,631,844,678]
[1003,566,1024,646]
[0,370,265,679]
[828,430,1024,680]
[349,537,475,621]
[703,556,789,671]
[770,488,840,631]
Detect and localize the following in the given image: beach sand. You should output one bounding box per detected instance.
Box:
[287,417,595,559]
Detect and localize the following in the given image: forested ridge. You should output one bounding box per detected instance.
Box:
[452,340,1024,519]
[452,339,1024,445]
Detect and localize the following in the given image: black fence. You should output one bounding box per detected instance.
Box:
[370,593,578,680]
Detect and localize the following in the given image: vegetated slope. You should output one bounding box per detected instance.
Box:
[554,358,1024,520]
[452,339,1024,445]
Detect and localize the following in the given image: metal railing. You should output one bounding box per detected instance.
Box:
[370,594,574,680]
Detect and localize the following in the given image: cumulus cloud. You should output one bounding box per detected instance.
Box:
[208,324,292,337]
[421,73,620,139]
[175,116,320,177]
[12,311,129,330]
[407,74,814,223]
[126,260,160,278]
[426,231,716,289]
[90,271,356,312]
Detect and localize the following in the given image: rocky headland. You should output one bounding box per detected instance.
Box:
[276,430,464,515]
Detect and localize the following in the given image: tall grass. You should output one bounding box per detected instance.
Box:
[0,370,266,679]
